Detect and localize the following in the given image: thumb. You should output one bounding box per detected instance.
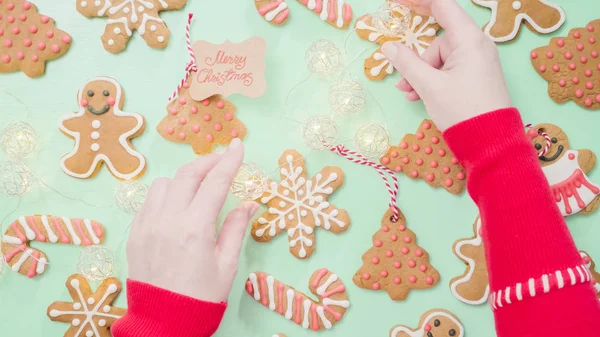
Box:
[381,41,437,94]
[217,202,259,268]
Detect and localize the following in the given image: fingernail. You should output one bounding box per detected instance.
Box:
[382,42,397,59]
[229,138,242,149]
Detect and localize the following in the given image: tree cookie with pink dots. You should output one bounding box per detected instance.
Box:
[157,77,247,155]
[390,309,464,337]
[0,0,72,78]
[380,119,466,195]
[353,208,440,301]
[531,20,600,109]
[76,0,187,54]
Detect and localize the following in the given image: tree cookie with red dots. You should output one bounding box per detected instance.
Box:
[252,149,350,259]
[59,77,146,180]
[527,123,600,216]
[390,309,464,337]
[76,0,187,54]
[473,0,565,43]
[246,269,349,331]
[531,20,600,109]
[157,77,247,155]
[255,0,289,25]
[0,0,72,78]
[380,119,466,195]
[581,251,600,299]
[353,208,440,301]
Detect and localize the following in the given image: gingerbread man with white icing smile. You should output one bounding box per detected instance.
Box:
[59,77,146,180]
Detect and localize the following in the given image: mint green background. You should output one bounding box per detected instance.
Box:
[1,0,600,336]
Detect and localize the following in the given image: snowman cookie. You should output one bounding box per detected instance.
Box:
[59,77,146,180]
[390,309,464,337]
[528,123,600,216]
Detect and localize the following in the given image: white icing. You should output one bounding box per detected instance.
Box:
[84,219,101,244]
[11,248,32,271]
[81,1,88,7]
[87,297,96,305]
[113,27,121,34]
[301,299,311,329]
[512,1,521,10]
[391,312,464,337]
[137,5,144,11]
[370,52,394,77]
[322,298,350,308]
[61,217,82,245]
[106,18,133,36]
[41,215,59,243]
[107,39,115,46]
[400,15,438,55]
[92,120,101,129]
[356,20,382,42]
[138,13,163,35]
[98,319,106,327]
[58,77,146,180]
[91,143,100,152]
[17,216,36,240]
[157,36,164,42]
[249,273,260,301]
[450,217,490,305]
[150,25,157,31]
[267,275,276,311]
[103,305,111,313]
[473,0,565,42]
[85,331,93,337]
[74,303,82,310]
[264,2,287,22]
[37,257,47,274]
[285,288,294,319]
[91,131,100,140]
[316,306,332,329]
[72,319,81,326]
[2,235,22,245]
[316,274,337,295]
[94,0,101,6]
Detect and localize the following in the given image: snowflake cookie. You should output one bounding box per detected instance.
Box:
[251,149,351,259]
[47,274,126,337]
[355,5,440,80]
[76,0,187,53]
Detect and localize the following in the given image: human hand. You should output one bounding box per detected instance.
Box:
[382,0,513,131]
[126,138,259,303]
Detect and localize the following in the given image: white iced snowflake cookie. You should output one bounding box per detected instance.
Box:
[251,149,351,259]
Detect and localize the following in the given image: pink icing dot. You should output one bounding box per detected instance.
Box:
[182,82,190,89]
[179,117,187,125]
[573,76,580,84]
[382,225,389,232]
[530,51,538,59]
[404,236,412,243]
[588,25,595,32]
[380,270,388,278]
[80,99,88,107]
[451,157,459,165]
[382,157,390,165]
[372,283,380,290]
[40,15,49,24]
[169,108,177,115]
[401,247,409,255]
[18,13,25,21]
[585,69,593,77]
[415,249,423,257]
[425,173,434,182]
[0,29,3,36]
[390,234,398,241]
[45,31,55,39]
[539,65,546,72]
[556,39,565,48]
[192,124,200,133]
[596,94,600,103]
[431,136,439,144]
[585,98,593,107]
[216,100,225,109]
[231,129,239,137]
[390,150,399,158]
[29,25,37,33]
[179,97,186,105]
[423,122,431,130]
[23,1,30,9]
[166,127,174,135]
[106,97,116,106]
[224,112,233,121]
[178,132,186,140]
[558,79,567,87]
[11,27,19,34]
[590,37,597,44]
[593,51,599,58]
[374,240,383,247]
[36,41,45,50]
[6,3,13,10]
[362,273,371,280]
[31,54,38,62]
[419,264,428,272]
[438,149,446,157]
[62,35,71,44]
[399,141,408,149]
[424,146,433,155]
[569,153,576,160]
[214,123,223,131]
[23,38,31,47]
[16,51,23,59]
[409,276,417,283]
[394,165,402,172]
[410,170,418,178]
[393,261,402,269]
[385,250,393,258]
[398,224,406,231]
[552,65,560,72]
[190,106,198,114]
[416,158,423,166]
[1,55,10,63]
[568,63,576,70]
[393,277,401,285]
[412,144,420,152]
[426,276,434,285]
[3,39,12,47]
[546,51,554,58]
[581,56,589,64]
[442,166,450,174]
[457,172,466,180]
[444,178,454,187]
[586,81,594,89]
[577,43,585,51]
[201,99,210,106]
[430,160,438,168]
[565,52,573,60]
[51,44,59,53]
[576,89,584,98]
[574,31,581,39]
[203,114,212,122]
[425,324,432,332]
[402,157,409,164]
[7,15,14,23]
[416,131,424,139]
[372,257,380,264]
[205,134,214,142]
[408,260,416,268]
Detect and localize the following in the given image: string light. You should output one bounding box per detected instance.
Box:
[0,160,33,197]
[354,123,390,160]
[303,116,340,150]
[77,245,115,282]
[371,2,411,38]
[114,180,148,214]
[305,39,342,77]
[231,163,269,201]
[329,78,367,116]
[0,121,38,159]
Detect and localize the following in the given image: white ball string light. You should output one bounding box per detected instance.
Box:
[371,2,412,38]
[354,123,391,160]
[0,121,38,159]
[77,245,115,282]
[329,78,367,116]
[231,163,269,201]
[305,39,342,77]
[114,180,148,214]
[303,116,340,150]
[0,160,33,197]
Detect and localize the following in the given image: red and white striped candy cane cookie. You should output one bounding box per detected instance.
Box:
[255,0,290,25]
[297,0,353,29]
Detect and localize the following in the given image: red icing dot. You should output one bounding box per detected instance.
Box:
[409,276,417,283]
[399,141,408,149]
[31,54,38,62]
[382,157,390,165]
[372,283,380,290]
[416,158,423,166]
[410,170,418,178]
[588,25,595,32]
[36,41,45,50]
[426,276,434,285]
[205,134,214,142]
[424,324,432,332]
[179,117,186,125]
[451,157,459,165]
[430,160,438,168]
[382,226,389,232]
[438,149,446,157]
[539,65,546,72]
[393,277,401,284]
[201,99,210,106]
[585,69,593,77]
[393,261,402,269]
[416,131,425,140]
[190,106,198,114]
[442,166,450,174]
[408,260,416,268]
[457,172,466,180]
[18,13,25,21]
[29,25,37,33]
[23,1,30,9]
[577,43,585,51]
[394,165,401,172]
[412,144,420,152]
[558,79,566,87]
[380,270,388,278]
[203,114,212,121]
[586,81,594,89]
[166,127,174,135]
[46,30,54,38]
[51,44,59,53]
[179,97,186,105]
[40,15,49,24]
[424,146,433,155]
[106,97,116,106]
[372,257,380,264]
[573,76,580,84]
[178,132,186,140]
[169,108,177,115]
[214,123,223,131]
[231,129,239,137]
[182,82,190,89]
[419,264,428,272]
[62,35,71,44]
[23,38,31,47]
[385,250,393,258]
[363,273,371,280]
[374,240,383,247]
[415,249,423,257]
[425,173,434,182]
[404,236,412,243]
[431,136,439,144]
[575,89,584,98]
[546,51,554,58]
[216,100,225,109]
[402,157,409,164]
[390,150,399,158]
[0,29,3,36]
[7,15,14,23]
[581,56,588,64]
[593,51,599,58]
[401,247,409,254]
[530,51,538,59]
[1,55,10,63]
[565,52,573,60]
[423,122,431,130]
[192,124,200,133]
[590,37,597,44]
[444,178,454,187]
[16,51,23,59]
[3,39,12,47]
[11,27,19,34]
[574,31,581,39]
[568,63,576,70]
[390,234,398,241]
[556,39,565,48]
[585,98,593,107]
[596,94,600,103]
[398,224,406,231]
[6,3,14,10]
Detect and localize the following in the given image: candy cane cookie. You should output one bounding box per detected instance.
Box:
[1,215,105,278]
[297,0,353,29]
[255,0,290,25]
[246,269,350,331]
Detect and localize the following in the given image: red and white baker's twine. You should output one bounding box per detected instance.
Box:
[329,144,400,221]
[489,263,594,310]
[525,124,551,157]
[168,13,197,102]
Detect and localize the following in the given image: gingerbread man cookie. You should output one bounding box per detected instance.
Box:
[2,215,105,278]
[47,274,126,337]
[0,0,72,78]
[59,77,146,180]
[246,269,350,331]
[581,251,600,299]
[251,149,350,259]
[530,20,600,109]
[76,0,187,53]
[255,0,289,25]
[354,208,440,301]
[528,123,600,216]
[381,120,466,194]
[355,4,440,80]
[390,309,464,337]
[297,0,353,29]
[449,217,489,305]
[473,0,565,43]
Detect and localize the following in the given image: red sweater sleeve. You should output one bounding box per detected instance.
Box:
[111,280,227,337]
[443,108,600,337]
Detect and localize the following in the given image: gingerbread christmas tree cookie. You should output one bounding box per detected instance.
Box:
[76,0,187,53]
[354,208,440,301]
[252,149,350,259]
[0,0,72,78]
[381,119,466,194]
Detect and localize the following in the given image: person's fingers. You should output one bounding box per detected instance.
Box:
[393,0,432,16]
[396,78,414,92]
[167,154,222,208]
[132,177,170,236]
[382,41,436,94]
[216,202,259,268]
[406,91,421,102]
[420,37,445,69]
[191,138,245,217]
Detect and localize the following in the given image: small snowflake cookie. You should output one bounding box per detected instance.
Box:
[76,0,187,53]
[473,0,565,43]
[251,149,351,259]
[390,309,464,337]
[47,274,126,337]
[355,5,440,80]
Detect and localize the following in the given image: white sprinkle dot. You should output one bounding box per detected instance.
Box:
[72,319,81,327]
[92,120,101,129]
[278,201,286,208]
[138,5,144,12]
[98,319,107,327]
[91,143,100,152]
[157,36,164,43]
[283,190,290,196]
[287,214,294,220]
[86,331,93,337]
[73,302,82,310]
[103,305,111,313]
[512,1,522,10]
[80,1,87,7]
[87,297,95,305]
[300,210,308,217]
[150,25,157,32]
[94,0,100,5]
[91,131,100,140]
[123,7,130,13]
[113,27,121,34]
[298,190,305,195]
[107,39,114,46]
